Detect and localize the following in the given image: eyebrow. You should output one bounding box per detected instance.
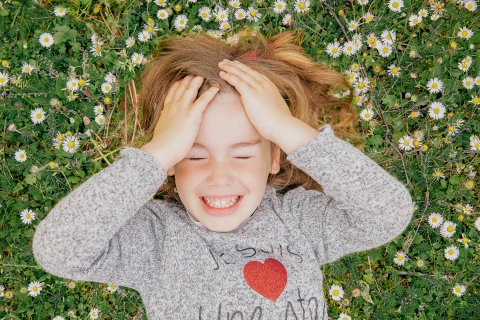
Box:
[191,139,262,149]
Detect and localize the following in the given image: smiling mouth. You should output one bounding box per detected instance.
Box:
[201,196,241,208]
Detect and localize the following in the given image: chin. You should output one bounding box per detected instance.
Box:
[204,222,238,233]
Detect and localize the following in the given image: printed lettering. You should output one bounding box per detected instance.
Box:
[209,249,220,270]
[220,252,236,264]
[235,244,256,258]
[250,307,262,320]
[287,246,303,263]
[228,311,244,320]
[217,302,222,320]
[296,288,306,320]
[259,244,273,254]
[308,297,318,320]
[285,301,299,320]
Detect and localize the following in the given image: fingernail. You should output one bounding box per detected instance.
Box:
[219,71,226,75]
[234,60,240,63]
[223,59,230,62]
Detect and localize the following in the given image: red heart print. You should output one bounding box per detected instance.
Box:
[243,258,287,301]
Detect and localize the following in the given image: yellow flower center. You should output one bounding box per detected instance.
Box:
[365,113,370,118]
[462,238,468,243]
[403,140,410,146]
[1,60,7,66]
[450,42,457,49]
[68,141,75,148]
[398,255,403,260]
[392,67,399,74]
[36,113,42,119]
[455,287,461,292]
[79,79,85,85]
[300,3,305,8]
[0,78,4,83]
[147,27,153,33]
[25,67,31,72]
[332,48,338,53]
[44,37,50,42]
[411,112,418,118]
[20,154,25,158]
[49,162,55,167]
[432,217,437,222]
[105,97,111,103]
[475,143,480,148]
[447,226,454,232]
[180,19,185,24]
[448,250,454,255]
[358,83,365,88]
[448,126,455,132]
[462,63,468,69]
[95,46,101,52]
[333,289,339,296]
[393,2,399,8]
[26,214,31,218]
[437,4,442,10]
[466,81,471,86]
[413,140,420,146]
[383,47,388,53]
[72,82,77,86]
[251,11,256,16]
[434,108,439,114]
[105,85,110,91]
[432,83,438,89]
[462,31,468,37]
[466,181,474,188]
[33,286,38,291]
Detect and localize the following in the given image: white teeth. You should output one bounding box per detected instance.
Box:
[203,196,240,208]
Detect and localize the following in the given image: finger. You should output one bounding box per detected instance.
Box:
[192,85,221,111]
[218,60,266,84]
[164,80,182,106]
[172,75,199,103]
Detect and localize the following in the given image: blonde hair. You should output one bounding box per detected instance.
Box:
[131,28,363,202]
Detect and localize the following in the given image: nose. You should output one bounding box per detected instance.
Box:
[206,160,234,186]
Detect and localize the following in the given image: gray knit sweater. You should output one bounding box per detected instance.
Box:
[32,124,413,319]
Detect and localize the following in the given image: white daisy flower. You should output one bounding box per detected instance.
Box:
[428,212,444,228]
[344,69,359,84]
[219,21,231,31]
[426,78,444,93]
[457,27,473,39]
[430,13,441,21]
[462,76,474,89]
[131,52,145,65]
[95,114,106,125]
[428,101,446,119]
[21,63,34,74]
[39,33,54,48]
[107,284,118,293]
[359,108,374,121]
[54,6,67,17]
[377,43,393,57]
[85,128,93,137]
[27,281,42,297]
[234,8,248,20]
[62,136,80,154]
[104,72,116,84]
[446,124,459,136]
[458,61,471,72]
[409,14,422,26]
[214,7,229,21]
[20,208,36,224]
[53,317,65,320]
[246,6,262,22]
[475,76,480,86]
[440,221,457,238]
[444,245,460,261]
[452,284,466,297]
[366,33,379,48]
[154,0,167,6]
[471,137,480,150]
[357,0,368,5]
[273,0,288,14]
[66,77,80,91]
[91,33,101,45]
[326,42,342,58]
[329,284,344,301]
[143,23,160,37]
[388,0,404,12]
[464,0,477,11]
[462,204,473,215]
[347,20,359,31]
[354,77,370,93]
[0,71,9,87]
[363,12,374,23]
[475,217,480,231]
[394,251,408,265]
[457,233,470,248]
[381,30,396,44]
[418,8,429,17]
[342,41,358,56]
[157,9,169,20]
[282,13,293,26]
[174,14,189,29]
[138,30,151,42]
[398,135,414,151]
[462,56,473,65]
[387,64,401,77]
[14,149,27,162]
[125,37,135,48]
[89,308,101,320]
[433,168,445,180]
[338,313,352,320]
[90,40,104,57]
[101,82,113,94]
[30,108,46,124]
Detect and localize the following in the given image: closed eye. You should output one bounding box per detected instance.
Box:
[188,157,251,161]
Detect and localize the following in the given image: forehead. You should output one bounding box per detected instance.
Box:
[194,92,263,147]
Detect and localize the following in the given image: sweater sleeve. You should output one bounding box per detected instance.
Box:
[283,124,413,265]
[32,147,167,290]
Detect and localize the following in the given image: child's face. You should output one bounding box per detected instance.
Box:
[166,92,280,232]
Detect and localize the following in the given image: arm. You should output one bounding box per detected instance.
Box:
[32,147,168,290]
[273,118,413,265]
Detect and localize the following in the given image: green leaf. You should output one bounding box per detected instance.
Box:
[382,95,397,108]
[449,175,460,185]
[67,176,80,184]
[440,179,447,187]
[413,234,424,244]
[12,182,25,193]
[363,273,373,284]
[56,73,66,98]
[0,8,9,16]
[25,174,37,185]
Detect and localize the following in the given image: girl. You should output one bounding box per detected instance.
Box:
[33,29,413,319]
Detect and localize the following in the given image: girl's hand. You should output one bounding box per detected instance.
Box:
[217,59,293,141]
[141,75,220,171]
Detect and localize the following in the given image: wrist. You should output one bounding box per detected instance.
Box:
[139,143,175,173]
[270,117,320,156]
